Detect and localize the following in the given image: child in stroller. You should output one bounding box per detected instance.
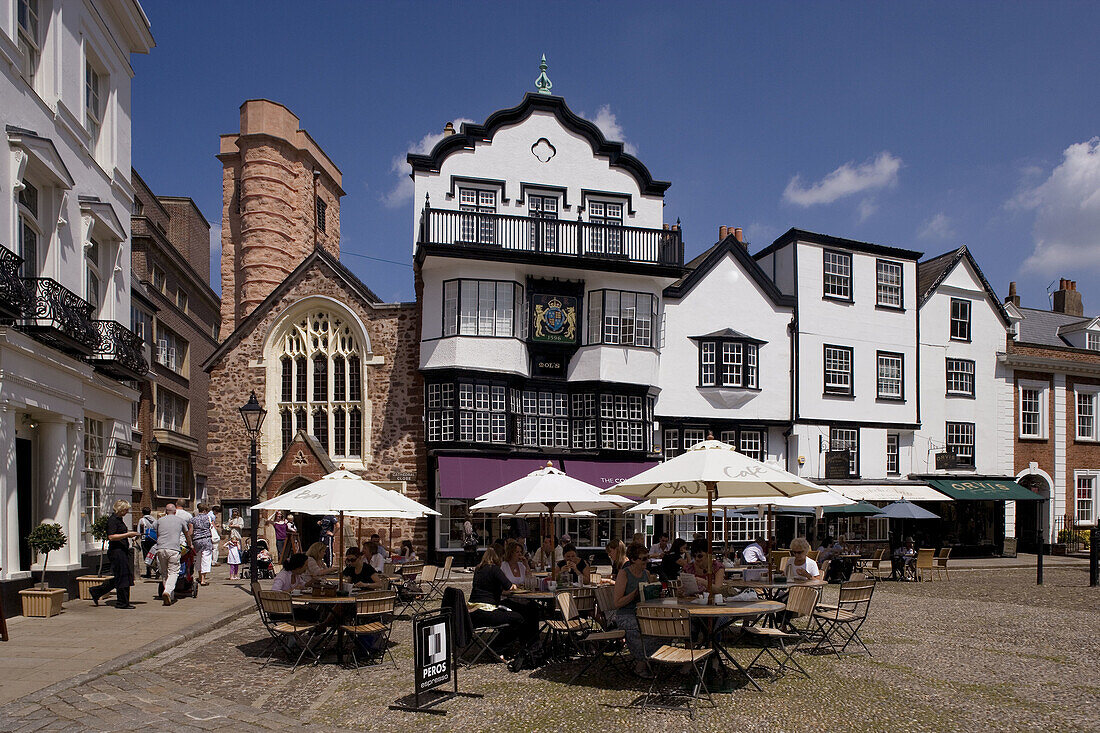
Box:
[157,545,199,600]
[242,538,275,579]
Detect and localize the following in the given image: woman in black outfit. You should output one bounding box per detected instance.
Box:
[91,500,138,609]
[468,548,539,651]
[660,538,688,582]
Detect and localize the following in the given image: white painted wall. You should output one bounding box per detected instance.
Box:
[656,248,792,421]
[411,108,664,246]
[915,258,1010,476]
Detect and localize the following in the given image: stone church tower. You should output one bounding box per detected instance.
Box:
[204,100,426,556]
[217,100,345,337]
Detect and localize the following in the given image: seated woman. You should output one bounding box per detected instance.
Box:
[303,542,336,583]
[500,540,529,586]
[272,553,310,593]
[342,547,388,591]
[683,538,725,593]
[660,538,687,582]
[554,545,592,585]
[786,538,822,582]
[612,543,656,678]
[397,539,417,563]
[606,538,627,577]
[468,548,539,652]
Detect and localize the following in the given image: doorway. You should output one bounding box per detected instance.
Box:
[1015,475,1049,553]
[16,438,32,572]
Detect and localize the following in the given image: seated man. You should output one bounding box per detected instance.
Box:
[742,535,768,565]
[531,535,563,571]
[648,533,671,560]
[554,545,592,585]
[891,538,917,580]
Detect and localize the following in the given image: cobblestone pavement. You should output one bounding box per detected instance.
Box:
[0,567,1097,732]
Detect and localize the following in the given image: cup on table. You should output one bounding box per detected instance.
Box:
[713,593,724,605]
[700,591,709,602]
[547,580,557,591]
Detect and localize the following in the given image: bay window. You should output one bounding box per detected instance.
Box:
[443,279,521,337]
[697,338,761,388]
[587,290,656,346]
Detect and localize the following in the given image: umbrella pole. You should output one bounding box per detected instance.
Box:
[338,511,344,583]
[768,505,774,583]
[356,518,361,550]
[707,482,715,605]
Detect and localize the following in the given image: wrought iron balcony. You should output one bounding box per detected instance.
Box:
[88,319,149,381]
[417,206,684,270]
[0,247,26,322]
[19,277,98,355]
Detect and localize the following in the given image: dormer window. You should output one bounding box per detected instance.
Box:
[1088,332,1100,351]
[693,330,763,388]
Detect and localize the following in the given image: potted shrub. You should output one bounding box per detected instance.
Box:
[77,515,114,601]
[19,522,68,617]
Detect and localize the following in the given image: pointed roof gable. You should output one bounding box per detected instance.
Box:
[261,430,337,497]
[203,247,384,371]
[407,93,671,196]
[916,245,1012,327]
[664,235,795,307]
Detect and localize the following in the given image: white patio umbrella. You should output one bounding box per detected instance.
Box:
[626,498,708,515]
[471,462,635,539]
[611,440,827,601]
[252,469,418,567]
[343,489,440,550]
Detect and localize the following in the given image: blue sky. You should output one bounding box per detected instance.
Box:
[133,1,1100,312]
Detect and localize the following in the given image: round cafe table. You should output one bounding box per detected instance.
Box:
[726,578,827,600]
[637,598,783,691]
[291,591,371,662]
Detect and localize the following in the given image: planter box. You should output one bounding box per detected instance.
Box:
[19,588,65,617]
[77,576,112,601]
[1051,543,1067,556]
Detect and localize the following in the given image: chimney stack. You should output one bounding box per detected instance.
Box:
[719,226,729,240]
[733,227,744,243]
[443,121,456,137]
[1005,281,1020,308]
[1052,277,1084,316]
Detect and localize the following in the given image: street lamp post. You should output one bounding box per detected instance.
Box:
[239,391,267,582]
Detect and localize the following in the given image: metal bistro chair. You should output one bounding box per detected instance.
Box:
[255,589,322,670]
[913,549,935,582]
[635,606,715,719]
[856,549,887,580]
[933,547,952,581]
[398,564,435,616]
[339,591,397,670]
[426,556,453,601]
[572,586,597,620]
[811,578,875,657]
[741,585,820,679]
[547,591,595,658]
[442,587,508,667]
[567,585,628,684]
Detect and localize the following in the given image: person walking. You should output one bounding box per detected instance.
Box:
[154,504,192,605]
[90,500,139,609]
[226,535,242,580]
[208,505,221,568]
[271,511,288,561]
[137,508,156,578]
[462,518,479,571]
[191,503,214,586]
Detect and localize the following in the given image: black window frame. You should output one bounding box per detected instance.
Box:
[829,426,860,477]
[875,259,904,309]
[876,350,905,401]
[945,358,976,398]
[822,249,853,302]
[950,298,972,342]
[945,421,975,468]
[886,433,900,475]
[697,339,760,389]
[442,278,522,338]
[315,196,327,233]
[823,344,854,396]
[586,290,657,348]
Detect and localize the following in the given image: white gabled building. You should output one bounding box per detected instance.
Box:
[410,81,684,555]
[0,0,153,599]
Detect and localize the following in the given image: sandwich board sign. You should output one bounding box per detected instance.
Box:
[390,608,480,715]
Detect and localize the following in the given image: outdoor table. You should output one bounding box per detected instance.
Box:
[292,591,368,662]
[726,578,827,600]
[637,598,784,691]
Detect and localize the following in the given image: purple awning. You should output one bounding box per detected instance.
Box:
[436,456,657,500]
[437,457,561,500]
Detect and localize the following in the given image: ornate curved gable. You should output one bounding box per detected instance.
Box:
[407,93,671,197]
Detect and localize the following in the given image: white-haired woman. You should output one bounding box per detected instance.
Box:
[787,537,822,582]
[90,500,139,609]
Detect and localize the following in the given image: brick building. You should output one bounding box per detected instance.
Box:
[204,100,425,554]
[1003,279,1100,551]
[129,171,220,513]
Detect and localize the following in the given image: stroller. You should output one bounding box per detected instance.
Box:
[242,539,275,580]
[157,545,199,600]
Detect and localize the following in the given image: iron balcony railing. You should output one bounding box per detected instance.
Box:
[20,277,98,355]
[0,247,26,321]
[89,319,149,380]
[417,206,684,268]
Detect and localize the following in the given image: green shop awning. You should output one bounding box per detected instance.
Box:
[926,479,1042,501]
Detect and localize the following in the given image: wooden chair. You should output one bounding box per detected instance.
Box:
[811,579,875,657]
[548,591,594,641]
[768,550,791,574]
[425,559,451,600]
[588,572,603,584]
[933,547,951,580]
[339,592,397,669]
[856,549,887,580]
[778,556,790,575]
[398,564,435,615]
[807,551,819,562]
[383,562,397,576]
[438,555,454,584]
[256,590,321,670]
[441,587,507,667]
[913,549,935,582]
[741,584,820,679]
[636,606,715,718]
[566,586,628,683]
[572,586,596,619]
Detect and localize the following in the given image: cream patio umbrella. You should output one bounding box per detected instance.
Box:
[252,470,418,570]
[470,462,635,541]
[611,440,827,602]
[344,489,441,551]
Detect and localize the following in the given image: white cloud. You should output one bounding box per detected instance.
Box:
[583,105,638,156]
[1014,137,1100,274]
[857,199,877,223]
[382,118,474,209]
[783,152,902,207]
[209,221,222,293]
[918,212,955,240]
